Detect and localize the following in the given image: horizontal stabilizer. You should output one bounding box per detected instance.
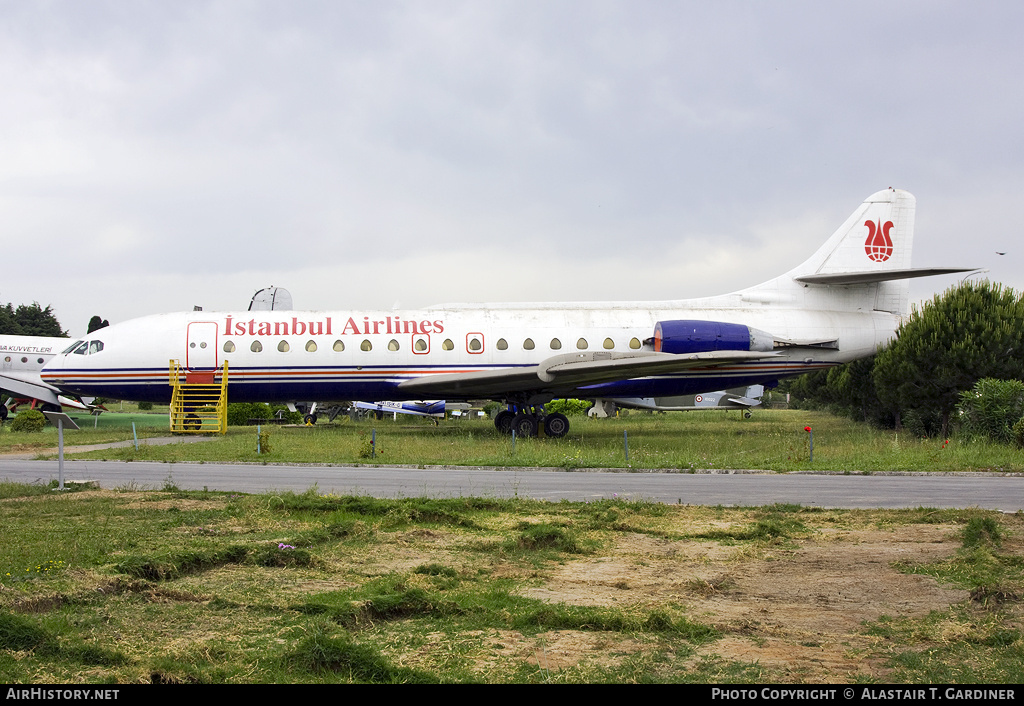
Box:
[794,267,976,285]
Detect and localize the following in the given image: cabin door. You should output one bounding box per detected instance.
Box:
[185,322,219,371]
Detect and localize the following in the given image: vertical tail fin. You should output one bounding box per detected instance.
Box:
[738,189,967,316]
[790,188,916,279]
[785,188,916,315]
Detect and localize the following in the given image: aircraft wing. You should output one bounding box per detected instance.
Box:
[0,371,63,406]
[397,350,777,398]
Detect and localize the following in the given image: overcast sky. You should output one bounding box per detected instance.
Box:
[2,1,1021,336]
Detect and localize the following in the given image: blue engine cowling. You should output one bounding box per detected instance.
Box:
[653,320,774,354]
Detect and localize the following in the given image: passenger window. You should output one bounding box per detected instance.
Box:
[496,338,508,350]
[576,338,588,350]
[468,335,482,352]
[21,357,27,363]
[630,337,641,349]
[442,339,454,351]
[523,338,535,350]
[550,338,561,350]
[278,340,290,352]
[414,339,427,352]
[388,339,399,351]
[603,338,615,349]
[37,358,44,364]
[333,340,345,352]
[251,341,263,353]
[223,341,235,353]
[305,340,317,352]
[361,340,372,352]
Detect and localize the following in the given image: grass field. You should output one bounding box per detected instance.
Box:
[4,408,1022,472]
[0,483,1020,683]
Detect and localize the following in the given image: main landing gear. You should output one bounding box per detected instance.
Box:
[493,405,570,439]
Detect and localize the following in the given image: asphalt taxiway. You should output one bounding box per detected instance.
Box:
[1,459,1020,511]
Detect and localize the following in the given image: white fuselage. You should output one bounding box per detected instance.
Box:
[0,335,64,373]
[39,288,897,405]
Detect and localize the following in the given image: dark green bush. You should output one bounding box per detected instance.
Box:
[956,378,1024,443]
[227,402,273,426]
[1013,417,1024,449]
[545,399,592,416]
[11,409,46,432]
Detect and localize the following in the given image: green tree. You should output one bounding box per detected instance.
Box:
[0,302,68,337]
[0,303,22,335]
[87,316,109,333]
[873,281,1024,437]
[780,355,895,427]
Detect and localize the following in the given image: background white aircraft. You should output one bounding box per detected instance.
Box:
[0,335,103,420]
[589,384,765,419]
[353,400,474,421]
[39,189,971,437]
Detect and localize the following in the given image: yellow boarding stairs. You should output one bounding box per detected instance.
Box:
[168,359,229,434]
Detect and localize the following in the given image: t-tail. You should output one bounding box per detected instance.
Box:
[744,188,968,317]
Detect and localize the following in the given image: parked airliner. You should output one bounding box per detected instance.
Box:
[0,335,101,419]
[39,189,970,437]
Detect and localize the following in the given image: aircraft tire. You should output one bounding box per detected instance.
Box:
[743,411,752,419]
[543,413,570,438]
[494,410,514,435]
[185,413,201,431]
[511,413,539,438]
[304,414,318,425]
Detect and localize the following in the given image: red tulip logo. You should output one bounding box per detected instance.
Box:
[864,219,894,262]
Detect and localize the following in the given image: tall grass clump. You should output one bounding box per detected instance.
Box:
[284,620,440,683]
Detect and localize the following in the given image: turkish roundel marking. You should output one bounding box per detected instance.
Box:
[864,219,894,262]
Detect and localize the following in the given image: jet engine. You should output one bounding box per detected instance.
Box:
[652,320,774,355]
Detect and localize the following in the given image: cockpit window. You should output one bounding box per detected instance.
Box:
[88,340,104,354]
[63,340,84,354]
[72,341,89,355]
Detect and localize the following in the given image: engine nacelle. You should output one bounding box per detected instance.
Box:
[653,320,774,355]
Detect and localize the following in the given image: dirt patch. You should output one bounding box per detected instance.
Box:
[523,523,967,681]
[118,493,229,511]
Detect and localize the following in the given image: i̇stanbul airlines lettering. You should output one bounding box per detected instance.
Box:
[221,316,445,337]
[39,188,976,439]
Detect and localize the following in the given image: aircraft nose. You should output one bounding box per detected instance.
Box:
[41,353,65,372]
